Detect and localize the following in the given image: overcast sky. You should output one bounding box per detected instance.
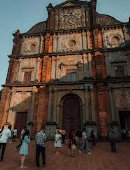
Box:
[0,0,130,90]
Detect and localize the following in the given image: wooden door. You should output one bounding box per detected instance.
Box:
[62,96,80,137]
[15,112,28,138]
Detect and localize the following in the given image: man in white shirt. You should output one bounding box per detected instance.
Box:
[78,128,92,154]
[0,125,12,161]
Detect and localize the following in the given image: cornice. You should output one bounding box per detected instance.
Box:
[19,23,129,38]
[2,77,130,89]
[8,45,130,59]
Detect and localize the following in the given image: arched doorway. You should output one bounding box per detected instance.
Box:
[62,94,82,137]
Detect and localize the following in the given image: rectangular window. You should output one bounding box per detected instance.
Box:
[66,69,76,81]
[115,66,125,77]
[24,72,31,82]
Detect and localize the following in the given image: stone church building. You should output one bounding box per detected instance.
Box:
[0,0,130,139]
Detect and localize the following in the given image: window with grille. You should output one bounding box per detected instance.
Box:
[115,66,125,77]
[23,72,32,82]
[66,69,76,81]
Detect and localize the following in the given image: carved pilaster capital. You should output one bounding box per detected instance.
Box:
[82,31,87,37]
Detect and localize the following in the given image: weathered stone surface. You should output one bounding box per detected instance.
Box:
[0,0,130,139]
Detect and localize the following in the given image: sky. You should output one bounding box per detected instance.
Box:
[0,0,130,90]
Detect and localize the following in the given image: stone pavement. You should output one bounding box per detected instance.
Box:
[0,140,130,170]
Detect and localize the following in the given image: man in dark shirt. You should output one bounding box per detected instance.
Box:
[35,126,46,168]
[108,125,116,153]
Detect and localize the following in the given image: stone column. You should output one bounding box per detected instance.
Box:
[84,86,89,122]
[87,30,90,49]
[90,89,96,122]
[109,88,116,121]
[30,88,37,123]
[53,90,57,122]
[34,58,38,81]
[16,59,21,81]
[55,9,59,30]
[88,53,92,77]
[53,34,57,52]
[82,31,87,50]
[46,88,57,140]
[122,26,127,43]
[47,89,52,122]
[36,57,41,82]
[40,35,44,53]
[51,56,56,80]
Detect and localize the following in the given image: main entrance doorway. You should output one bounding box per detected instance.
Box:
[62,94,81,137]
[15,112,28,138]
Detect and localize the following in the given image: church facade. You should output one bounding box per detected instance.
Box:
[0,0,130,139]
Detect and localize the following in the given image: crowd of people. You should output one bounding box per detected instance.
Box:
[54,127,96,156]
[0,124,130,169]
[0,125,46,169]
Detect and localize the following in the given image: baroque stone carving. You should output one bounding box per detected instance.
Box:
[106,33,123,48]
[21,37,40,55]
[23,42,37,53]
[59,34,81,52]
[59,8,82,30]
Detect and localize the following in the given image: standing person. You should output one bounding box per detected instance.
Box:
[78,128,92,154]
[108,125,116,153]
[19,129,30,169]
[54,128,62,154]
[12,127,17,142]
[0,125,12,161]
[16,126,27,150]
[62,129,66,144]
[128,129,130,143]
[69,130,77,157]
[35,126,46,168]
[90,130,96,147]
[76,129,82,146]
[121,128,127,141]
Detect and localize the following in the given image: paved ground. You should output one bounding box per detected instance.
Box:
[0,140,130,170]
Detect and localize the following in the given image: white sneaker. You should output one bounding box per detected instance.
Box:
[78,150,81,153]
[88,152,92,155]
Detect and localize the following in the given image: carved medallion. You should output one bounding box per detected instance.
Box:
[23,42,37,53]
[106,34,123,48]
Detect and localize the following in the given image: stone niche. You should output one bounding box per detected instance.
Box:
[21,37,40,55]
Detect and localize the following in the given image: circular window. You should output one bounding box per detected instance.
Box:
[68,40,76,48]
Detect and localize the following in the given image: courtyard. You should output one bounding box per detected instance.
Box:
[0,140,130,170]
